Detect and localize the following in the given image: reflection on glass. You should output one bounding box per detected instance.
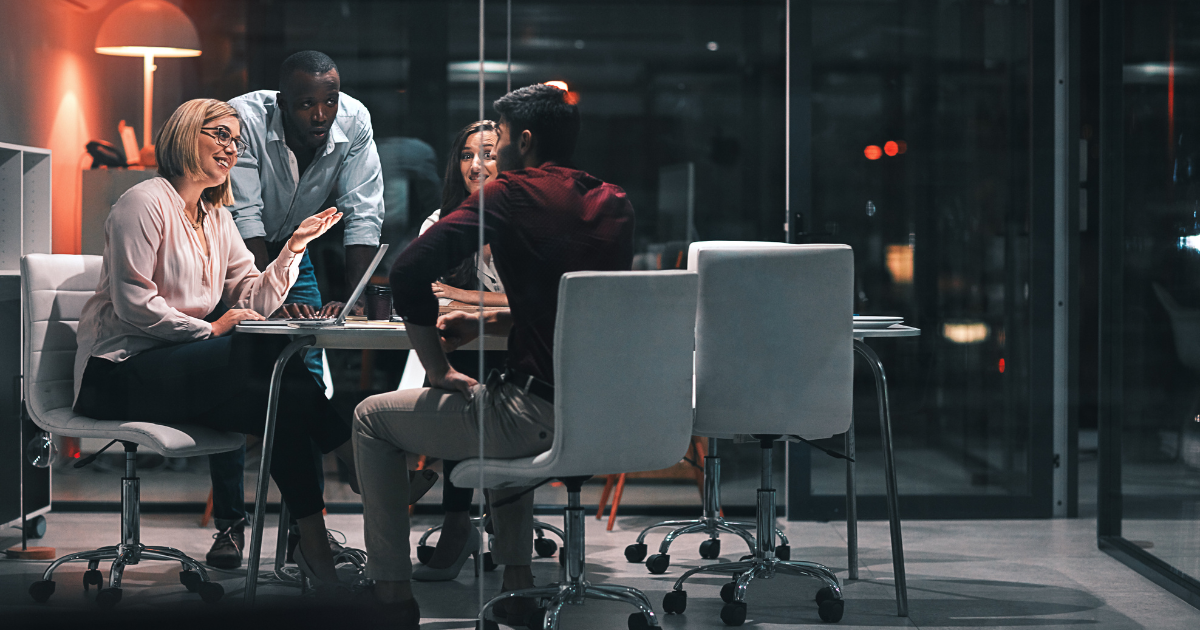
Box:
[809,0,1032,501]
[1118,0,1200,585]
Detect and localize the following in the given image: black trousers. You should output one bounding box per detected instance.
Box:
[74,333,350,519]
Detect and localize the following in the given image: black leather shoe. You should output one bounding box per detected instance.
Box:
[490,593,538,628]
[206,518,245,570]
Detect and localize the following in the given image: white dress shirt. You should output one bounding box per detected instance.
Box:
[228,90,385,247]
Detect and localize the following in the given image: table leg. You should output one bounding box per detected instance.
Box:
[853,339,909,617]
[244,335,315,605]
[846,416,858,580]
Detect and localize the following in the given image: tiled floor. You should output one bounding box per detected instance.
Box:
[2,511,1199,629]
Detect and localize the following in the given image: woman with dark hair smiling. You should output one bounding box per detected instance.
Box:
[72,98,355,593]
[410,120,509,582]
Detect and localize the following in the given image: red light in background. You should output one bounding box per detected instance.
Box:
[896,140,907,154]
[998,358,1006,373]
[74,452,81,459]
[864,145,882,160]
[884,141,899,157]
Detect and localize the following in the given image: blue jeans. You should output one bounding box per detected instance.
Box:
[208,246,326,526]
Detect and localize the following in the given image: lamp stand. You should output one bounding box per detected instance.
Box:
[140,54,157,166]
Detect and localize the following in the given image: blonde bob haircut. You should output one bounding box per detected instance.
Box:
[155,99,240,208]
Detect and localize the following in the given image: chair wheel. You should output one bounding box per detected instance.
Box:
[628,612,653,630]
[720,601,747,626]
[776,544,791,561]
[84,569,104,592]
[624,543,647,563]
[534,537,558,558]
[645,553,670,574]
[483,551,498,572]
[662,589,687,614]
[720,580,738,603]
[416,544,434,565]
[198,581,224,604]
[29,580,55,603]
[818,598,845,622]
[815,585,837,605]
[96,587,122,609]
[179,570,202,592]
[699,538,721,559]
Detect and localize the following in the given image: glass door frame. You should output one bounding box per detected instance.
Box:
[1095,0,1200,609]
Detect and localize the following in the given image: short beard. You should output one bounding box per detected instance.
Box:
[496,141,523,172]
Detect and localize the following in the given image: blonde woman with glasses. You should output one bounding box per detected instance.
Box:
[72,98,354,591]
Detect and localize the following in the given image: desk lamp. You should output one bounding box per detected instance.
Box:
[95,0,201,163]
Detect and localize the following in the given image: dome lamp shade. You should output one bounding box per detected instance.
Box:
[94,0,201,153]
[95,0,201,57]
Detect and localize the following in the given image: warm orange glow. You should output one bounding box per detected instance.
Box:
[48,49,93,256]
[886,244,913,284]
[95,46,200,58]
[864,145,882,160]
[943,321,990,344]
[884,141,899,157]
[544,80,569,91]
[564,91,580,105]
[896,140,907,154]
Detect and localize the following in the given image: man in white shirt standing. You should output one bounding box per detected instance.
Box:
[205,50,385,570]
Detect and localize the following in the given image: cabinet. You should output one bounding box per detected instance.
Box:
[0,142,52,533]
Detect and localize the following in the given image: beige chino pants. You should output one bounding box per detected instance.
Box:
[353,381,554,581]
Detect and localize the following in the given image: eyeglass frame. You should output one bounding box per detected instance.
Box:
[200,126,249,157]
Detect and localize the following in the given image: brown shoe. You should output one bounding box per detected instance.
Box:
[205,518,245,570]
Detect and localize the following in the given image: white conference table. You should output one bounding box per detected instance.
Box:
[849,322,919,617]
[233,320,507,604]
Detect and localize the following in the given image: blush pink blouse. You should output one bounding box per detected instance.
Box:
[73,177,302,402]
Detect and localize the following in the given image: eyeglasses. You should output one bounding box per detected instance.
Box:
[200,126,249,157]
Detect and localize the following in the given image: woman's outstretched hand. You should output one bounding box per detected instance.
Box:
[288,208,342,253]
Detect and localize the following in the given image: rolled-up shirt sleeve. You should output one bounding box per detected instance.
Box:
[229,142,267,241]
[337,110,385,247]
[221,220,302,315]
[390,181,509,326]
[106,189,213,340]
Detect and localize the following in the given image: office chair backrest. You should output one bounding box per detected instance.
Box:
[690,242,854,439]
[21,254,103,428]
[548,270,698,477]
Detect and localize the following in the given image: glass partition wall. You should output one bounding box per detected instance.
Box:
[790,0,1053,520]
[52,0,1064,523]
[1097,0,1200,607]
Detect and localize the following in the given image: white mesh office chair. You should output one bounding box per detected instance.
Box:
[22,254,243,608]
[450,270,699,630]
[660,243,854,626]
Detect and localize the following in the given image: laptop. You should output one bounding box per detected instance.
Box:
[239,243,389,328]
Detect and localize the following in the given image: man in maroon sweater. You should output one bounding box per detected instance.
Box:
[352,84,634,626]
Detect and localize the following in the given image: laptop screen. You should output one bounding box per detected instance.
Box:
[335,243,390,325]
